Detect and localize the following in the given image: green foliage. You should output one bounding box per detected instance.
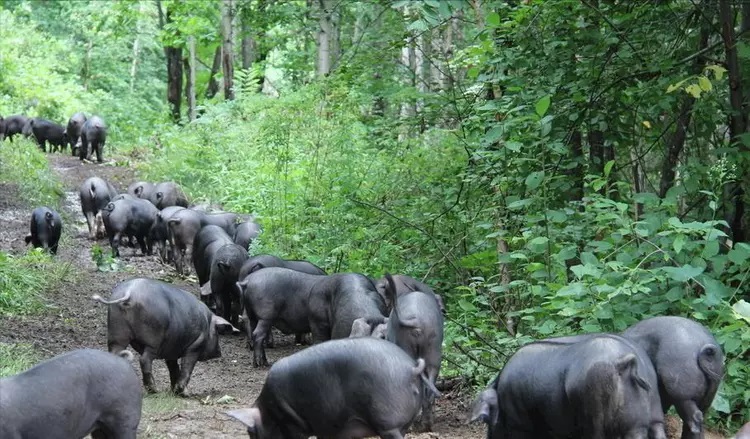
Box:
[0,249,72,315]
[0,3,167,147]
[91,243,121,272]
[0,343,38,377]
[0,138,63,208]
[142,81,467,276]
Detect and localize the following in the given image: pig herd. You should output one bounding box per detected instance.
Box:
[0,112,107,162]
[4,168,747,438]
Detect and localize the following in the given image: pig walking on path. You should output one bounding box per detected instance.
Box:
[226,337,437,439]
[471,334,667,439]
[622,316,725,439]
[382,273,444,432]
[0,348,142,439]
[79,176,118,240]
[92,277,234,395]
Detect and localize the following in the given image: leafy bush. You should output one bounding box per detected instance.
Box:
[141,82,468,277]
[449,184,750,428]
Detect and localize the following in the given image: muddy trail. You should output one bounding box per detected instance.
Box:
[0,153,727,439]
[0,153,486,439]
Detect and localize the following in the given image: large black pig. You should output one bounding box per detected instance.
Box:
[92,277,234,394]
[27,118,67,153]
[65,112,87,156]
[79,115,107,162]
[24,206,62,254]
[101,197,158,257]
[381,273,444,432]
[470,334,667,439]
[0,114,29,142]
[622,316,724,439]
[79,176,118,239]
[226,337,436,439]
[0,349,142,439]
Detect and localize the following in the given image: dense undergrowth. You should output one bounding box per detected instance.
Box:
[136,84,750,429]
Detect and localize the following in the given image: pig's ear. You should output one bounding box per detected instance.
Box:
[226,408,260,432]
[200,283,212,296]
[371,321,388,339]
[24,234,32,245]
[349,318,371,338]
[212,314,240,333]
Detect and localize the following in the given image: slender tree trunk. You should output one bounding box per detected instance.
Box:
[631,143,645,219]
[129,2,144,92]
[82,40,93,90]
[353,3,365,45]
[157,1,182,122]
[165,45,183,122]
[588,129,605,175]
[330,3,340,70]
[186,36,196,121]
[241,11,255,69]
[316,0,333,77]
[430,28,443,91]
[221,0,235,100]
[568,130,584,202]
[720,0,747,242]
[206,46,221,99]
[415,34,425,112]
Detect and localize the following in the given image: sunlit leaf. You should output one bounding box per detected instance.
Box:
[660,265,704,282]
[535,95,551,117]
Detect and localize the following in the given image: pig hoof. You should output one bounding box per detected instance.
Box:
[412,420,432,433]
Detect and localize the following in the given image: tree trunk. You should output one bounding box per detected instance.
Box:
[186,36,196,122]
[720,0,747,242]
[165,45,183,122]
[221,0,235,100]
[415,34,425,115]
[316,0,333,77]
[430,28,443,91]
[129,2,144,92]
[588,129,605,175]
[568,130,584,202]
[206,46,222,99]
[241,12,255,69]
[157,1,182,122]
[330,3,340,70]
[631,143,645,219]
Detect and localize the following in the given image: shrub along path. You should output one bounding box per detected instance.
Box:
[0,152,485,438]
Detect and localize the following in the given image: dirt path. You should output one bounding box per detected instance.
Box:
[0,153,486,439]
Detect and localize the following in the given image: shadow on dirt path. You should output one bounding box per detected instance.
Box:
[0,153,488,439]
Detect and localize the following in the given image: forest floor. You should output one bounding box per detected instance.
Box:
[0,151,726,439]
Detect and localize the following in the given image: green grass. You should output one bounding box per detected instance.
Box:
[0,138,64,208]
[0,249,73,315]
[142,392,189,414]
[0,343,38,377]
